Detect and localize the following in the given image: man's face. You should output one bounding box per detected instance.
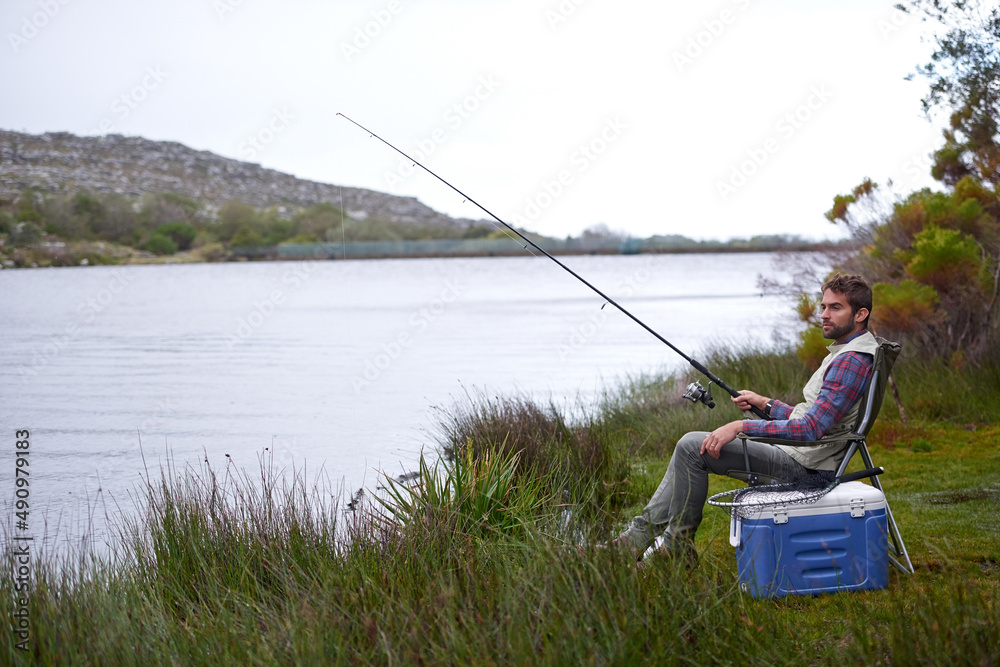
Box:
[820,289,866,342]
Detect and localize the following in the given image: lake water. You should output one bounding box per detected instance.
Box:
[0,253,803,552]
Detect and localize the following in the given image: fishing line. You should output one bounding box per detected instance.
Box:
[338,182,366,501]
[337,113,771,420]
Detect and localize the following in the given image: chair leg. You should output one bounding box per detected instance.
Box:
[858,442,915,574]
[835,441,859,477]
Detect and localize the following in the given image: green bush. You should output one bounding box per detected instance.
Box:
[198,242,226,262]
[215,200,260,242]
[905,224,982,292]
[795,326,829,370]
[283,233,321,244]
[15,196,41,223]
[872,279,940,334]
[143,232,178,255]
[155,221,197,251]
[9,221,44,247]
[230,224,265,248]
[138,192,201,229]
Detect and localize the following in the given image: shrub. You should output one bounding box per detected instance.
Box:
[138,192,201,228]
[9,221,44,247]
[230,223,265,248]
[215,200,259,242]
[283,233,321,244]
[905,224,982,292]
[143,232,178,255]
[155,221,197,251]
[795,327,828,370]
[198,242,226,262]
[0,210,15,234]
[872,279,941,335]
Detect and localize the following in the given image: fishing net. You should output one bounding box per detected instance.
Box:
[707,471,838,520]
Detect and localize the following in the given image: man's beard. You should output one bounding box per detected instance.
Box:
[823,321,855,341]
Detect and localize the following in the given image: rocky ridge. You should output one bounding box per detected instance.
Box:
[0,129,476,228]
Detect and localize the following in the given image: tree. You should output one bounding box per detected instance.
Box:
[902,0,1000,185]
[89,193,140,243]
[215,200,258,243]
[40,192,108,240]
[139,193,202,230]
[765,1,1000,363]
[827,179,997,358]
[291,203,342,241]
[579,223,627,244]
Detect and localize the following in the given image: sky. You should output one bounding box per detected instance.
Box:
[1,0,948,241]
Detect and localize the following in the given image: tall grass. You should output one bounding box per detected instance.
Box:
[3,342,999,664]
[433,390,633,522]
[5,436,998,665]
[375,445,555,539]
[889,343,1000,425]
[142,461,339,611]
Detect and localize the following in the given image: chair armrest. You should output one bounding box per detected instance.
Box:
[742,432,865,448]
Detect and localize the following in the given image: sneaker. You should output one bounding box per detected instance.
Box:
[595,535,645,562]
[641,539,699,569]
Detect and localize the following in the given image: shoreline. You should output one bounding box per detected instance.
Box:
[1,239,841,269]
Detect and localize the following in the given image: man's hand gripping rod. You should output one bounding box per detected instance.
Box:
[338,113,772,421]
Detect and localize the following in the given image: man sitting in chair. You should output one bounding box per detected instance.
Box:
[611,273,879,563]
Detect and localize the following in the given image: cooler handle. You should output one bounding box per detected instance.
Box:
[730,512,741,547]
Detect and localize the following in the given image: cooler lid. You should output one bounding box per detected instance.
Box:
[744,480,886,521]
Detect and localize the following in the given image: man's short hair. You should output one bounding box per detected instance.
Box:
[822,273,872,328]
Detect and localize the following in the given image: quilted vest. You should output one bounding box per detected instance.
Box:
[776,330,879,470]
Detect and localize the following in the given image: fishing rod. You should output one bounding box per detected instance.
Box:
[337,112,771,420]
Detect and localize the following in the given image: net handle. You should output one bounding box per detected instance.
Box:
[837,466,883,484]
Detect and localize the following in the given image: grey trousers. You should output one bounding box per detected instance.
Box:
[619,432,811,553]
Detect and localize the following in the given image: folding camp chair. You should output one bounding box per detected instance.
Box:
[832,338,913,574]
[737,337,914,574]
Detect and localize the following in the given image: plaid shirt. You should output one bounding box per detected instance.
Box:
[741,331,874,441]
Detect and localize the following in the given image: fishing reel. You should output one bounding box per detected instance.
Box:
[683,380,716,409]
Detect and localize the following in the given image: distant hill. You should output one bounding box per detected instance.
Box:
[0,129,476,229]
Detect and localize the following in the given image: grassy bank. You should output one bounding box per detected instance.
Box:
[4,346,999,665]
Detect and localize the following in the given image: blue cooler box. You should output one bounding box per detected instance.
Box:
[731,481,889,598]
